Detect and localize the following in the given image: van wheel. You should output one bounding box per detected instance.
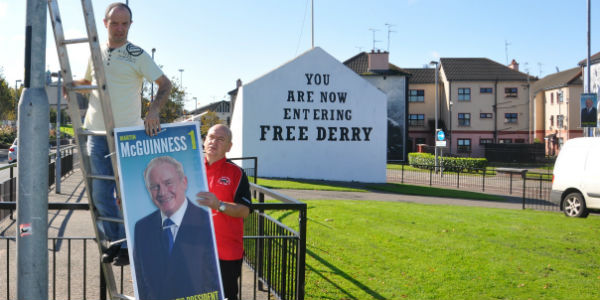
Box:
[562,192,588,218]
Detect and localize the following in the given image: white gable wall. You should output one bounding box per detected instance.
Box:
[229,48,387,183]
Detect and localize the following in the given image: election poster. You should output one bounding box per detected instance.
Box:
[580,93,598,128]
[114,122,224,300]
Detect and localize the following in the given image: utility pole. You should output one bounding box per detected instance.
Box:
[311,0,314,48]
[18,1,50,299]
[505,40,511,65]
[151,48,156,102]
[14,79,21,122]
[431,60,440,171]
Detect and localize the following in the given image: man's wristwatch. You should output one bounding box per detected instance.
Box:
[218,201,226,212]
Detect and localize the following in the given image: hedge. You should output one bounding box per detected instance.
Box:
[408,152,488,172]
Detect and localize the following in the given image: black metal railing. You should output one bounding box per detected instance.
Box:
[0,235,134,300]
[229,156,258,184]
[387,162,556,211]
[244,184,307,300]
[0,145,77,220]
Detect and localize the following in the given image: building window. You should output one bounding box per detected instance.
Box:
[505,113,518,123]
[480,138,493,145]
[408,114,425,126]
[505,87,518,97]
[480,113,493,119]
[550,92,554,104]
[550,115,554,126]
[415,138,426,145]
[515,139,525,143]
[458,88,471,101]
[557,91,564,103]
[557,115,564,128]
[499,139,512,144]
[480,87,493,94]
[458,139,472,152]
[458,113,471,126]
[409,89,425,102]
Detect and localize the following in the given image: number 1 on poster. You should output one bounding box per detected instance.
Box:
[188,130,197,149]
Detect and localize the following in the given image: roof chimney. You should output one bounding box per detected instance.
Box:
[508,59,519,71]
[368,50,389,71]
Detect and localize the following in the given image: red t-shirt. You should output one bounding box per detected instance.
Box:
[205,157,252,260]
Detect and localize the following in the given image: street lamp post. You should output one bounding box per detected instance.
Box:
[430,61,439,171]
[151,48,156,102]
[178,69,184,88]
[15,80,22,123]
[449,101,453,152]
[193,97,197,112]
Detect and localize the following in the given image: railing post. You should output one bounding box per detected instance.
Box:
[429,168,432,186]
[509,173,513,195]
[539,174,543,199]
[456,169,460,188]
[482,168,486,192]
[401,163,404,184]
[9,166,14,220]
[297,205,307,300]
[522,173,527,210]
[100,266,106,300]
[257,192,265,290]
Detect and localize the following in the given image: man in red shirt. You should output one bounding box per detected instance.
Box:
[197,124,252,300]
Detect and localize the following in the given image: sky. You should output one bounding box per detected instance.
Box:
[0,0,599,111]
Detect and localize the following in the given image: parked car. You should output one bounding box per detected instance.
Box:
[550,137,600,218]
[8,139,17,163]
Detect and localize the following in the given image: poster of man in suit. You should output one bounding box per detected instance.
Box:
[581,93,598,127]
[114,122,224,300]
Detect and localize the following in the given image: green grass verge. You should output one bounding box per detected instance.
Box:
[269,200,600,300]
[367,183,505,201]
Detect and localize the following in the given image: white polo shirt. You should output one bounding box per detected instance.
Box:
[83,42,163,131]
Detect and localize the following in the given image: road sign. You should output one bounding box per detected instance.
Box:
[436,130,445,141]
[436,140,447,147]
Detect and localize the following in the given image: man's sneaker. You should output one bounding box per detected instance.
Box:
[113,248,130,266]
[101,244,120,263]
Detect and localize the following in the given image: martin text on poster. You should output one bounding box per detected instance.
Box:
[114,122,224,300]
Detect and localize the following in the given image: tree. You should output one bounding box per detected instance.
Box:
[0,75,18,121]
[200,111,222,137]
[141,76,185,123]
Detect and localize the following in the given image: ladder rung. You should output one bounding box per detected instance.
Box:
[97,216,124,224]
[68,85,98,92]
[79,129,107,136]
[62,37,90,45]
[88,174,115,181]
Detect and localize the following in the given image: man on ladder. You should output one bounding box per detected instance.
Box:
[72,2,172,266]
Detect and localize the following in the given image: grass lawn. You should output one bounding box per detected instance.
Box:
[269,200,600,299]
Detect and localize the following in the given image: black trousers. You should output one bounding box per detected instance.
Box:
[219,259,242,300]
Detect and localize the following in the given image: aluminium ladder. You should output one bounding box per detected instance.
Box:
[47,0,130,299]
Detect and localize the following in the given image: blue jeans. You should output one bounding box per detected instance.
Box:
[87,135,126,248]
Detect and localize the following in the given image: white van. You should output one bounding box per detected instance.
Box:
[551,137,600,218]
